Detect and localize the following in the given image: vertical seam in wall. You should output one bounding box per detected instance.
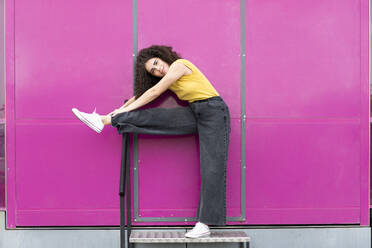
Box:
[360,0,370,225]
[13,0,16,226]
[3,0,7,221]
[132,0,139,222]
[240,0,247,221]
[368,0,371,220]
[360,0,368,225]
[360,0,362,225]
[2,0,6,214]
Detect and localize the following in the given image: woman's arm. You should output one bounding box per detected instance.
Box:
[120,96,136,108]
[113,62,186,114]
[107,96,136,116]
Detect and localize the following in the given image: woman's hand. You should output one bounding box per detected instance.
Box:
[111,107,129,117]
[107,108,121,117]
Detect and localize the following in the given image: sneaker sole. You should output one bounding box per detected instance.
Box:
[72,108,102,133]
[185,231,211,238]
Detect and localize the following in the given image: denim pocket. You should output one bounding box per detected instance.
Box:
[207,100,224,111]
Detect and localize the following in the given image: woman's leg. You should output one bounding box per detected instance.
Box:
[190,99,230,226]
[110,106,197,135]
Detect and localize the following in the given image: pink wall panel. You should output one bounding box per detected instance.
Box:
[246,122,360,208]
[0,0,4,120]
[138,0,241,118]
[15,0,133,119]
[244,0,368,224]
[138,134,199,218]
[5,0,15,227]
[137,119,241,220]
[136,0,242,223]
[246,0,360,118]
[245,122,361,224]
[359,0,369,225]
[10,0,133,226]
[15,123,122,226]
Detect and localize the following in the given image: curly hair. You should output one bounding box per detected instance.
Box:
[134,45,182,99]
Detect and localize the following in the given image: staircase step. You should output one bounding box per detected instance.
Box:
[130,230,251,243]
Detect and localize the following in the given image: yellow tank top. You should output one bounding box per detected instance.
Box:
[168,59,219,103]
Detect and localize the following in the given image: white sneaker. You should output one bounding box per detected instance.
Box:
[184,222,210,238]
[72,108,104,133]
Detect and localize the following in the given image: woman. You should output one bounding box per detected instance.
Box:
[72,45,230,238]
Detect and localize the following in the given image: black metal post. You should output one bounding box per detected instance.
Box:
[125,134,132,248]
[119,134,132,248]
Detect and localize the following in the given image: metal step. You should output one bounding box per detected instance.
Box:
[129,230,251,243]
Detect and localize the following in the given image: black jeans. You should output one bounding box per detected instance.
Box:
[111,96,231,225]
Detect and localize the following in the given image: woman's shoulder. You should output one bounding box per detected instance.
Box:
[173,59,196,71]
[174,58,191,65]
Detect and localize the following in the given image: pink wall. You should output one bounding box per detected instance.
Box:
[136,0,242,223]
[245,0,369,226]
[6,0,133,227]
[0,0,5,210]
[5,0,370,228]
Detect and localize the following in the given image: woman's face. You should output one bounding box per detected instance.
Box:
[145,57,170,78]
